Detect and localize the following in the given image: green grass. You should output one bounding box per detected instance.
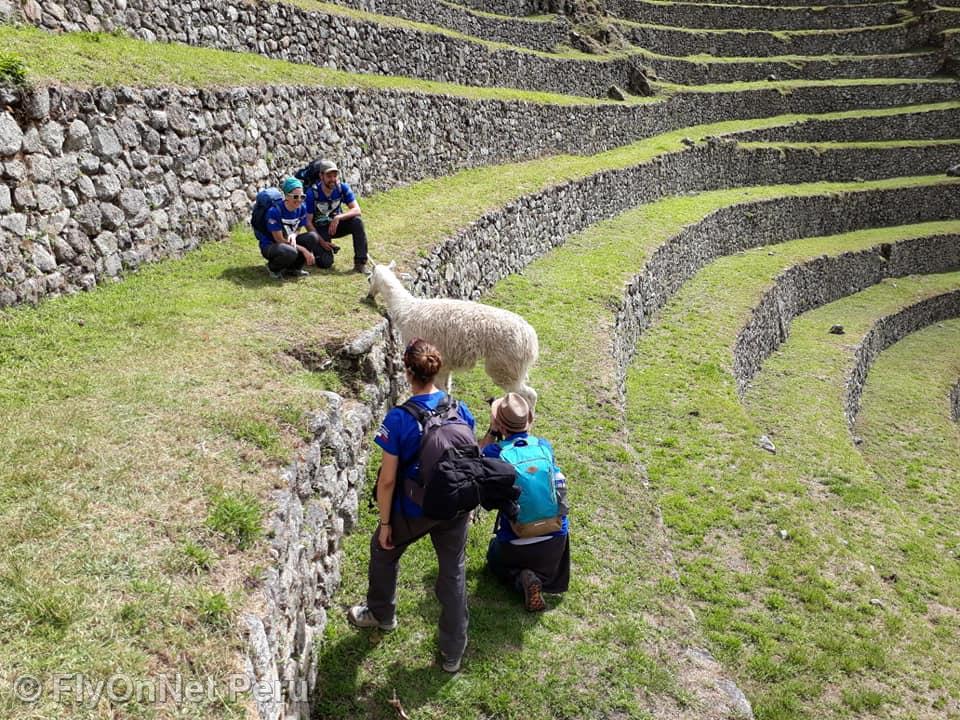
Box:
[621,221,960,720]
[1,90,959,717]
[318,194,960,718]
[0,24,617,105]
[853,317,960,523]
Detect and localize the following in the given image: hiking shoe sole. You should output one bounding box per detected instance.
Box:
[520,569,546,612]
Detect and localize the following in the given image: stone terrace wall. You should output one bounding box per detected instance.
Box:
[623,18,938,58]
[16,1,958,96]
[846,289,960,426]
[6,79,958,307]
[15,0,632,99]
[733,232,960,395]
[410,140,960,299]
[245,321,402,720]
[254,141,958,720]
[606,0,904,31]
[327,0,570,51]
[5,80,952,716]
[454,0,541,15]
[647,52,942,84]
[733,107,960,142]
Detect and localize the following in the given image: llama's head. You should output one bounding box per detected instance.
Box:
[366,260,396,300]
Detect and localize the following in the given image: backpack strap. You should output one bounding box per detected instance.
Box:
[396,396,457,478]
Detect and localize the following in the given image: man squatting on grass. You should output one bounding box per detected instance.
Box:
[258,177,324,279]
[304,159,369,273]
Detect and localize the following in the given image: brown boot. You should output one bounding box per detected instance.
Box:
[520,569,546,612]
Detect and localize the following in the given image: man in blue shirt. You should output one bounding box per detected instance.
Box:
[304,159,369,273]
[257,177,324,279]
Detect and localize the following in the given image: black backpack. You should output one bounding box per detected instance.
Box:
[399,398,487,521]
[294,159,325,187]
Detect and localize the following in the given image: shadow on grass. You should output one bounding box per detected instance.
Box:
[312,562,546,719]
[220,263,361,287]
[219,264,279,288]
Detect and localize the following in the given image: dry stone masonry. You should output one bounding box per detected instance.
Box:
[6,79,958,308]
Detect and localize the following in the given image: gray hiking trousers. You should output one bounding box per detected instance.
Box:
[366,513,470,661]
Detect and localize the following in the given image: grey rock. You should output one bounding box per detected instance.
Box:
[91,230,118,258]
[35,184,61,213]
[1,213,27,236]
[74,174,97,198]
[40,122,64,155]
[39,208,70,235]
[52,155,80,184]
[120,188,149,223]
[64,120,92,152]
[94,173,122,200]
[28,154,54,183]
[5,159,26,181]
[115,117,141,147]
[148,110,169,131]
[717,679,754,719]
[21,128,41,154]
[31,243,57,272]
[0,112,24,156]
[948,164,960,177]
[607,85,627,101]
[0,184,10,212]
[99,202,125,230]
[14,186,37,210]
[829,324,845,334]
[25,87,50,120]
[51,237,76,263]
[758,435,776,453]
[78,151,100,173]
[74,202,103,234]
[96,88,117,114]
[91,125,122,159]
[61,187,78,208]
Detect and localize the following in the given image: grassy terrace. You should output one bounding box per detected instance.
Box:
[2,2,960,719]
[854,319,960,505]
[2,76,957,713]
[322,196,960,718]
[626,233,960,719]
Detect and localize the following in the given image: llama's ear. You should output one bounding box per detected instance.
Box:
[387,260,396,270]
[399,272,413,282]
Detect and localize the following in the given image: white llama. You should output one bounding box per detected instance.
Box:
[366,262,539,408]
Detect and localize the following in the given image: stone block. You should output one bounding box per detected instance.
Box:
[0,112,23,157]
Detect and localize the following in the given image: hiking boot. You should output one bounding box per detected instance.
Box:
[520,569,546,612]
[353,260,368,274]
[285,268,309,277]
[267,268,284,280]
[347,604,397,631]
[440,653,462,673]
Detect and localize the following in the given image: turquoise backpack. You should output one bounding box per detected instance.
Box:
[498,437,562,538]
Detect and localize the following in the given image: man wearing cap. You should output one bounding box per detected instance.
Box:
[304,159,369,273]
[480,393,570,612]
[260,177,324,279]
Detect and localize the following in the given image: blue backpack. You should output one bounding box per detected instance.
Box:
[499,437,562,537]
[250,187,283,239]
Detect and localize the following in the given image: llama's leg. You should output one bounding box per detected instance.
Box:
[484,359,537,410]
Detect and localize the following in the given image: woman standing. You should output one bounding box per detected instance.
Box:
[347,339,476,673]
